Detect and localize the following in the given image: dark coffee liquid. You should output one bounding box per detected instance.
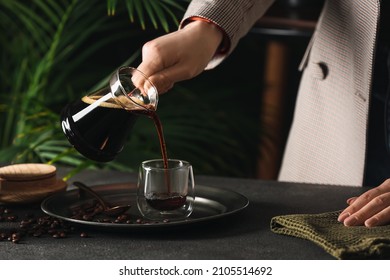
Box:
[145,192,186,211]
[141,110,176,207]
[140,110,169,169]
[61,98,138,162]
[134,111,188,211]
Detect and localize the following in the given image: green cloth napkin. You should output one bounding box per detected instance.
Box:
[270,211,390,259]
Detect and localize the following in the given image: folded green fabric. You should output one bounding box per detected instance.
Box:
[270,211,390,259]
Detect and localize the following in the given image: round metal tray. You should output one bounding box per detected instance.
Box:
[41,182,249,230]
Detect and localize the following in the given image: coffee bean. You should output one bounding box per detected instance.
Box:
[0,232,7,241]
[11,233,21,243]
[20,219,31,226]
[116,214,130,221]
[7,215,17,222]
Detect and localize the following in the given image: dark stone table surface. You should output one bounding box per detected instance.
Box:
[0,168,363,260]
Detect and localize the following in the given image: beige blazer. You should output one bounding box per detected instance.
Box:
[183,0,380,186]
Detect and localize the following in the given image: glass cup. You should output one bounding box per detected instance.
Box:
[137,159,195,221]
[60,66,158,162]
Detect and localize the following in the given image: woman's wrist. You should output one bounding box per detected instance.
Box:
[181,17,230,55]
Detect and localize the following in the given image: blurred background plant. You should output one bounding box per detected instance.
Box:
[0,0,264,179]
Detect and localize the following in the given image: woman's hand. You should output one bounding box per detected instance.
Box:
[338,179,390,227]
[137,20,223,94]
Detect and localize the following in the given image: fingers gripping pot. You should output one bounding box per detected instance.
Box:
[61,67,158,162]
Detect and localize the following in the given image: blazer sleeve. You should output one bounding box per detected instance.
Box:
[180,0,276,68]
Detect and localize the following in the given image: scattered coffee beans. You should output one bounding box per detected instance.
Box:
[0,199,170,244]
[69,200,169,225]
[0,206,84,244]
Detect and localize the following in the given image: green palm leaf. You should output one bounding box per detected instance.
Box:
[117,0,188,32]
